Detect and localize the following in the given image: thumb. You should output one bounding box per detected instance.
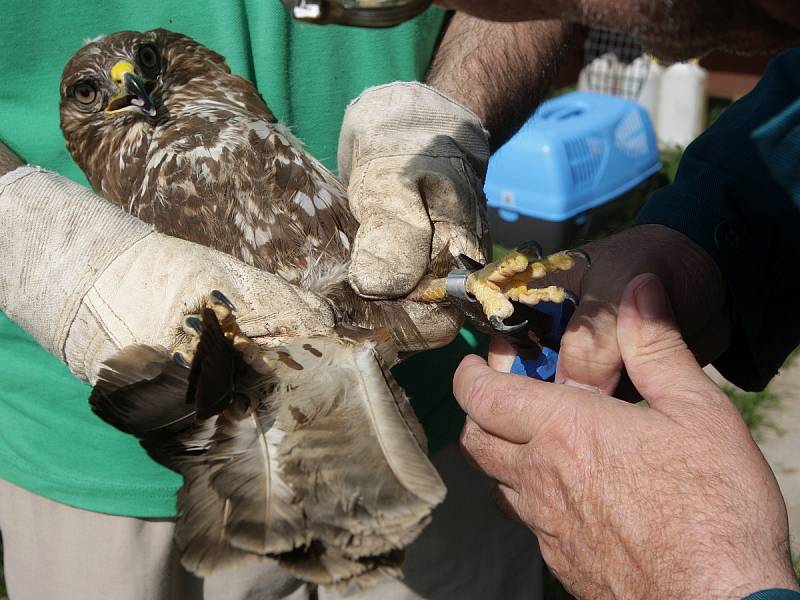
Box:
[347,159,432,298]
[617,274,722,419]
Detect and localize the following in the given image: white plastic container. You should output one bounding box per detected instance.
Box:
[630,55,663,127]
[656,61,708,148]
[578,53,622,96]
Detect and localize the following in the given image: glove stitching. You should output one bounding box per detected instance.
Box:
[55,254,102,355]
[353,161,432,234]
[0,165,43,190]
[62,232,156,357]
[79,317,111,381]
[86,286,138,348]
[349,82,488,133]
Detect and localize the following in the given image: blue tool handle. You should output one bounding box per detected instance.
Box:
[509,300,575,381]
[535,299,575,348]
[511,347,559,381]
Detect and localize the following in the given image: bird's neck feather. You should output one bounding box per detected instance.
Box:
[81,119,153,210]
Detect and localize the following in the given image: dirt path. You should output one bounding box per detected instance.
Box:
[708,361,800,556]
[755,361,800,556]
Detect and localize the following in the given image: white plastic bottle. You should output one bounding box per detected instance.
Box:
[631,55,663,128]
[656,60,708,148]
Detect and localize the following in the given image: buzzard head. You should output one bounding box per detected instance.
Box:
[59,29,256,194]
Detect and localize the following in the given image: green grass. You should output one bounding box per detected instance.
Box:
[659,146,684,184]
[722,384,780,438]
[724,350,800,439]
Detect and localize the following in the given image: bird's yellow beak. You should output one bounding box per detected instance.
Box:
[110,60,136,86]
[106,60,157,118]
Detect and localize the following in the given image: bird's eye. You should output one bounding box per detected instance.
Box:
[72,82,97,105]
[136,44,160,74]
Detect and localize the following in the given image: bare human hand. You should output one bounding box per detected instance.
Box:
[454,274,799,599]
[492,224,731,398]
[0,140,23,177]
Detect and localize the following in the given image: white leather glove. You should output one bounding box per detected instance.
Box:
[338,82,492,300]
[0,167,335,384]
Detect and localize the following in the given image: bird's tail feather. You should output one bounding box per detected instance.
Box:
[90,344,194,471]
[87,308,446,587]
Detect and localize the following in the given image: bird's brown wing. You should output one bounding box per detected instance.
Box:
[271,334,445,557]
[88,310,444,586]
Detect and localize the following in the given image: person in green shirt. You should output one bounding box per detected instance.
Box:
[0,3,570,598]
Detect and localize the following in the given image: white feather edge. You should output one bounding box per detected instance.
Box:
[352,345,446,506]
[83,34,107,45]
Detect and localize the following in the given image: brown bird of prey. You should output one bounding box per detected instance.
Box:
[59,29,578,587]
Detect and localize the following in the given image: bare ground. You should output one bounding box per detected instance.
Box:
[707,362,800,556]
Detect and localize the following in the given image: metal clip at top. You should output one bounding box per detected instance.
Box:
[281,0,433,27]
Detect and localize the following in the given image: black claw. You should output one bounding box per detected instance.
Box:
[173,352,192,370]
[184,315,205,335]
[564,290,579,305]
[458,253,485,271]
[568,248,592,268]
[210,289,237,313]
[515,240,543,261]
[489,314,529,335]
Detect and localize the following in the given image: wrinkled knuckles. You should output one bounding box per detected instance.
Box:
[458,420,497,470]
[629,329,691,368]
[462,367,506,418]
[458,418,483,453]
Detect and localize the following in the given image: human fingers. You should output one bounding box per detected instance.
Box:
[458,417,521,485]
[487,335,516,372]
[617,274,730,421]
[454,354,587,443]
[555,298,622,394]
[682,304,733,367]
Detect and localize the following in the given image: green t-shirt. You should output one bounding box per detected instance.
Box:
[0,0,482,518]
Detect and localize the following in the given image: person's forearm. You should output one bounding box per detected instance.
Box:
[426,14,572,152]
[435,1,798,60]
[637,50,800,391]
[0,141,23,176]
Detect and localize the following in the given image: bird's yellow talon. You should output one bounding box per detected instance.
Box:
[462,250,580,326]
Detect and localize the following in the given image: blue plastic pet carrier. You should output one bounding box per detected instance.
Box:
[485,91,661,252]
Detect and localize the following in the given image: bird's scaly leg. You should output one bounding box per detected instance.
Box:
[415,245,587,329]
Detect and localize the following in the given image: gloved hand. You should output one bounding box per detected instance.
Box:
[0,167,335,384]
[338,82,492,300]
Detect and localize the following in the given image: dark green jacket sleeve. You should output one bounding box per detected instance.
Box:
[636,49,800,391]
[743,590,800,600]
